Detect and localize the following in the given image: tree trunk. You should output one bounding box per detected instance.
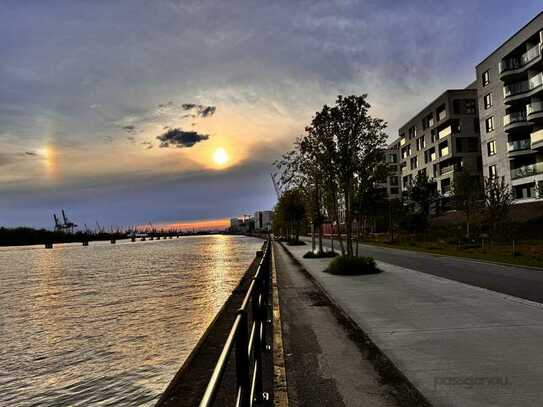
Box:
[333,195,345,255]
[311,223,316,252]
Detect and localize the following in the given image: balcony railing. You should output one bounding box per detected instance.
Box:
[440,165,456,175]
[503,72,543,98]
[527,100,543,116]
[507,139,531,152]
[499,43,542,73]
[503,110,528,127]
[532,129,543,146]
[511,162,543,179]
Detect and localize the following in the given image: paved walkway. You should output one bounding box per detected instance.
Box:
[273,242,400,407]
[282,241,543,407]
[302,237,543,304]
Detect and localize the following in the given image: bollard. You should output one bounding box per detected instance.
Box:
[45,242,53,249]
[131,237,136,242]
[111,239,116,244]
[82,241,89,246]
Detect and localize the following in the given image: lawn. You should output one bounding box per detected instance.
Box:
[358,238,543,269]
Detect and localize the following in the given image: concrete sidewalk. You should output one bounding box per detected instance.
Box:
[273,242,404,407]
[281,242,543,407]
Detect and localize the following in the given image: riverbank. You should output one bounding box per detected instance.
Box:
[156,242,273,407]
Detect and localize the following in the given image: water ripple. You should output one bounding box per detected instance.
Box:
[0,235,261,406]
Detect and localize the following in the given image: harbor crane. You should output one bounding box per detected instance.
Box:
[52,209,77,234]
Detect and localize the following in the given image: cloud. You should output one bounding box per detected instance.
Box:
[142,141,154,149]
[24,151,37,156]
[122,125,136,132]
[157,128,210,148]
[181,103,216,118]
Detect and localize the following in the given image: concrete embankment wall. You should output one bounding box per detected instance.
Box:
[155,246,263,407]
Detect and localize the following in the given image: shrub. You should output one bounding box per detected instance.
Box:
[303,251,338,259]
[326,255,380,275]
[287,240,306,246]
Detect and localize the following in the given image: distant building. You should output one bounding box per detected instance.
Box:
[379,140,401,200]
[229,214,254,233]
[254,210,273,231]
[475,12,543,201]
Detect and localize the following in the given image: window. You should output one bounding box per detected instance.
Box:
[485,116,495,133]
[388,153,398,163]
[389,176,399,186]
[410,156,418,170]
[482,70,490,86]
[425,147,436,163]
[487,140,496,156]
[436,104,446,121]
[430,129,438,143]
[453,100,461,115]
[484,93,493,109]
[439,140,449,157]
[488,165,497,178]
[408,126,417,139]
[390,187,399,195]
[418,168,427,177]
[416,137,425,151]
[464,99,476,114]
[423,114,434,129]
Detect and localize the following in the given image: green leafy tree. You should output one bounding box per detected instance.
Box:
[407,173,438,219]
[273,188,307,243]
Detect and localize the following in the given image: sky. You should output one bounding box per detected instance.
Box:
[1,1,542,229]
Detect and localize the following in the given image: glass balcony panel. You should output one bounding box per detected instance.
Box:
[527,101,543,115]
[499,43,541,73]
[503,110,528,127]
[511,162,543,179]
[507,139,531,152]
[531,129,543,145]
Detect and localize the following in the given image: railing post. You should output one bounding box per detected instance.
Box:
[236,309,250,406]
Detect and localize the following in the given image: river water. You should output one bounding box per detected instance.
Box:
[0,235,262,406]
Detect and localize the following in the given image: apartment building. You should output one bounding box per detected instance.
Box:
[382,139,401,199]
[397,88,482,195]
[475,12,543,202]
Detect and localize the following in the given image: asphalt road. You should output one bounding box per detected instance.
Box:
[304,237,543,304]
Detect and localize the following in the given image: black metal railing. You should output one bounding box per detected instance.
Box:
[200,239,271,407]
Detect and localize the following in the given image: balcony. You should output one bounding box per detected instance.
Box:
[527,100,543,121]
[503,72,543,103]
[511,162,543,180]
[499,43,542,80]
[507,138,531,152]
[440,165,456,175]
[531,129,543,148]
[503,110,531,132]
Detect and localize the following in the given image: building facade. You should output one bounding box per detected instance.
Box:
[381,140,402,199]
[475,12,543,202]
[397,88,482,195]
[254,210,273,231]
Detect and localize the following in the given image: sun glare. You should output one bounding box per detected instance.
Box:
[212,148,229,166]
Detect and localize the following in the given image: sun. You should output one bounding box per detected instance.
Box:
[212,148,229,166]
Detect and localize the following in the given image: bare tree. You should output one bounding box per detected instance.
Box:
[452,171,483,239]
[484,176,512,240]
